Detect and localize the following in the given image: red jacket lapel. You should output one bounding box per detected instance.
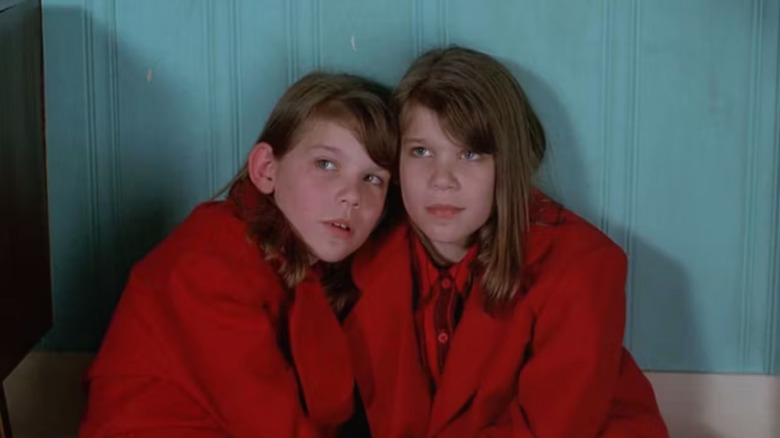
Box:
[289,272,354,426]
[346,222,431,438]
[427,193,558,435]
[426,281,507,437]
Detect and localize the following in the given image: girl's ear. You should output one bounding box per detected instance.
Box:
[247,142,276,194]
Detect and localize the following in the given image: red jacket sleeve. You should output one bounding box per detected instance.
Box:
[456,244,631,438]
[596,352,669,437]
[157,252,322,438]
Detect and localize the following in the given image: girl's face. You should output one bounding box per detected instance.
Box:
[261,118,391,263]
[400,105,495,263]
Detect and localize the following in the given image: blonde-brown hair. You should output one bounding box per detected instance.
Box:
[228,72,398,314]
[396,46,546,311]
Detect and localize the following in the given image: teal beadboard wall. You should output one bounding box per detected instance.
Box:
[38,0,780,374]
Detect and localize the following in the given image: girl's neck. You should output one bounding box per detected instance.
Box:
[429,240,470,266]
[410,223,473,266]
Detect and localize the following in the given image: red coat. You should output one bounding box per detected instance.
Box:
[80,197,354,438]
[345,193,668,438]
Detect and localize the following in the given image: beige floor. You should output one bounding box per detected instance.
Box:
[3,352,92,438]
[3,352,780,438]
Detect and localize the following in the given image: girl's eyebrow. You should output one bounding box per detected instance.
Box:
[369,166,391,176]
[309,144,344,156]
[402,138,426,144]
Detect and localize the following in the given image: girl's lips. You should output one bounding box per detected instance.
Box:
[323,220,353,238]
[426,205,464,219]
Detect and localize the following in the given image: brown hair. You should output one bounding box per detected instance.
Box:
[395,46,546,311]
[228,72,398,315]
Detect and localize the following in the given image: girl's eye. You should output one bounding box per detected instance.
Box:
[316,159,336,170]
[462,150,481,161]
[410,146,431,158]
[364,174,385,186]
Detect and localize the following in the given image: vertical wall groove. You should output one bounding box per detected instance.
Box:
[598,0,612,234]
[437,0,443,46]
[107,0,121,316]
[108,0,120,247]
[625,0,642,350]
[205,1,217,194]
[82,0,100,301]
[441,0,449,46]
[314,0,321,70]
[413,0,422,55]
[740,0,763,369]
[769,0,780,374]
[286,0,295,84]
[231,0,242,170]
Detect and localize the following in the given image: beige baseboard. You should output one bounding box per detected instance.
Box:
[2,352,779,437]
[646,372,780,438]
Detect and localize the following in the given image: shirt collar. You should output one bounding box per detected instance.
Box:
[411,231,478,299]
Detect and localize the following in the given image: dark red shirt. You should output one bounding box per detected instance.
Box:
[411,233,478,389]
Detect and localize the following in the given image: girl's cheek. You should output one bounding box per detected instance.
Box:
[371,187,387,208]
[400,161,418,179]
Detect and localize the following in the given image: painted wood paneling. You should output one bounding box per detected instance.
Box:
[38,0,780,374]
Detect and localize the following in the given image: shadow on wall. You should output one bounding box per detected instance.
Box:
[503,61,594,223]
[41,4,190,352]
[502,59,719,437]
[626,236,721,437]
